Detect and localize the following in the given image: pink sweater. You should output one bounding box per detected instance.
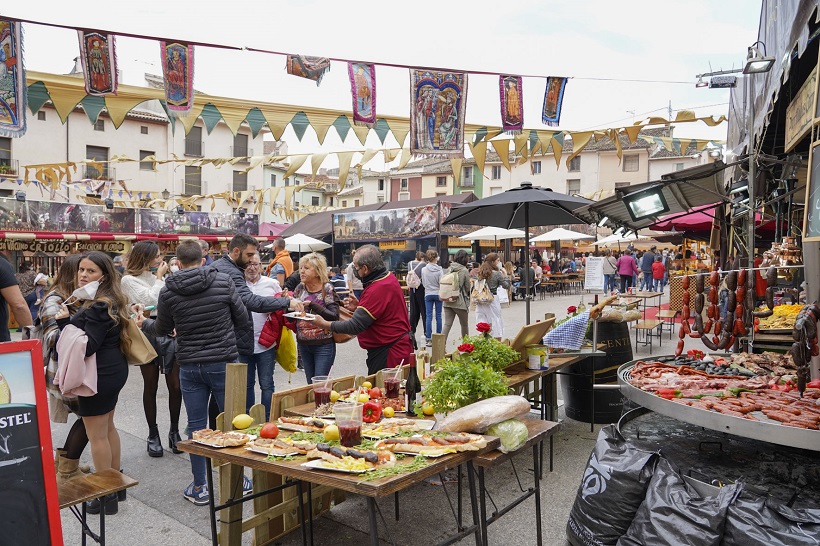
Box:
[616,255,639,277]
[55,324,98,397]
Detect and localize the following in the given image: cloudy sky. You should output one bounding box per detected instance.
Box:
[6,0,761,169]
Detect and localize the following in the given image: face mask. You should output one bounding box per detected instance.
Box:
[64,280,101,305]
[149,266,158,273]
[170,265,179,273]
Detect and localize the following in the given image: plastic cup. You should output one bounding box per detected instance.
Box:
[311,376,332,408]
[382,368,402,399]
[333,402,363,447]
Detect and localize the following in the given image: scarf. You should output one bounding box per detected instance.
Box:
[361,267,388,290]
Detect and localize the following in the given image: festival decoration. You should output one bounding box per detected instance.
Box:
[160,41,195,113]
[410,69,467,157]
[542,76,567,127]
[499,75,523,134]
[286,54,331,86]
[77,31,117,95]
[0,20,26,137]
[348,62,376,127]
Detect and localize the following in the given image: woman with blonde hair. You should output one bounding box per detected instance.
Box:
[292,253,339,381]
[474,253,509,340]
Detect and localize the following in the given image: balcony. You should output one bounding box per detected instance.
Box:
[230,146,253,163]
[83,165,115,181]
[184,138,203,157]
[0,159,19,178]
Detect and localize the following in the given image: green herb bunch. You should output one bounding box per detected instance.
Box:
[459,334,520,372]
[422,358,509,414]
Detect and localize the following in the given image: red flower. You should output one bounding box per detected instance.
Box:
[458,343,475,353]
[476,322,491,333]
[567,306,577,314]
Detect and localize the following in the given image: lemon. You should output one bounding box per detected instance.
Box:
[357,393,370,403]
[323,424,340,441]
[232,413,253,430]
[383,407,395,418]
[330,390,340,403]
[422,402,435,416]
[361,381,373,390]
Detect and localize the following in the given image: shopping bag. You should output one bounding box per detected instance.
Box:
[496,286,509,305]
[122,317,159,366]
[276,327,298,373]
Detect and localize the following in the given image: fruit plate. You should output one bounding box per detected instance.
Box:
[246,446,300,457]
[284,312,316,320]
[301,459,373,474]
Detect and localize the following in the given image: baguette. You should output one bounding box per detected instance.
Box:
[435,395,531,433]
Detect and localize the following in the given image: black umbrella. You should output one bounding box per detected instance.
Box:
[443,182,591,324]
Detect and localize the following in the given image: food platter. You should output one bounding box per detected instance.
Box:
[284,312,316,320]
[618,358,820,451]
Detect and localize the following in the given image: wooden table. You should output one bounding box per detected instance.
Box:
[178,433,499,546]
[628,291,663,319]
[59,469,139,546]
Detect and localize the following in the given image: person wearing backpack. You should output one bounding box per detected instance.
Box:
[441,250,471,344]
[406,252,426,348]
[420,249,443,347]
[474,253,510,340]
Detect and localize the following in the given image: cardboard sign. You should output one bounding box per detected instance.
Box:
[584,256,605,290]
[0,340,62,545]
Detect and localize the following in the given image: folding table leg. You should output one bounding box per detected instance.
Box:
[367,497,380,546]
[466,462,483,546]
[533,443,543,546]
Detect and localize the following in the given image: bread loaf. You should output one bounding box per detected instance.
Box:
[434,395,531,433]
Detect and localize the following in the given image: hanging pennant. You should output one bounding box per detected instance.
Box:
[77,31,117,96]
[348,62,376,128]
[286,54,331,86]
[160,41,195,113]
[499,75,523,134]
[0,20,26,137]
[409,69,467,158]
[542,76,567,127]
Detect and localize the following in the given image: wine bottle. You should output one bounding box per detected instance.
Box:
[405,365,421,415]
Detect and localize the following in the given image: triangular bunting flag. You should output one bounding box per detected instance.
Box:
[490,140,512,171]
[469,141,487,175]
[450,158,463,186]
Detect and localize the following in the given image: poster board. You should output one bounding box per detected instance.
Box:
[0,340,62,545]
[584,256,605,290]
[802,142,820,241]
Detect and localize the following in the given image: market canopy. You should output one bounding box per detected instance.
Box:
[459,227,527,241]
[531,227,595,242]
[282,233,331,252]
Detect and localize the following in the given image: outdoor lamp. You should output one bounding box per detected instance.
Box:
[743,42,774,74]
[623,187,670,222]
[597,216,609,227]
[161,189,170,200]
[105,198,114,209]
[238,207,246,218]
[15,190,25,202]
[176,205,185,215]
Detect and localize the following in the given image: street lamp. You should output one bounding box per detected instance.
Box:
[743,42,775,74]
[161,189,170,200]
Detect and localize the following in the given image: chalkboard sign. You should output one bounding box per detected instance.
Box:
[802,142,820,241]
[584,257,605,290]
[0,340,62,546]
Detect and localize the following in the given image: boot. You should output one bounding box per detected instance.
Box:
[56,448,91,474]
[86,493,118,515]
[168,429,182,454]
[147,425,163,457]
[56,454,84,485]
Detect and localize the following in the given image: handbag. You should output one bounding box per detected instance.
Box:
[471,279,494,304]
[276,327,297,373]
[333,305,356,344]
[122,317,159,366]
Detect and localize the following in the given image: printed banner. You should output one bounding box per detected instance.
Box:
[542,76,568,127]
[410,70,467,157]
[160,41,195,113]
[286,54,331,86]
[139,210,258,235]
[77,31,117,96]
[499,75,523,134]
[0,199,135,233]
[0,20,25,137]
[348,62,376,127]
[334,205,439,241]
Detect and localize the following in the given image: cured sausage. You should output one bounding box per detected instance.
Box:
[701,335,718,350]
[704,319,713,334]
[709,288,718,304]
[682,275,690,290]
[693,313,704,333]
[675,340,684,356]
[710,271,720,286]
[736,304,744,318]
[738,269,747,286]
[696,274,705,293]
[695,293,705,314]
[726,271,737,291]
[707,304,717,319]
[727,291,737,313]
[736,286,746,303]
[766,266,778,286]
[682,291,690,306]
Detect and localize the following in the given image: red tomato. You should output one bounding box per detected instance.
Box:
[368,387,382,399]
[259,423,279,439]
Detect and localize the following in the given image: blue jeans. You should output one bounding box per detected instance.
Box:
[424,294,442,341]
[652,278,663,292]
[640,272,652,291]
[604,274,615,293]
[179,363,226,487]
[299,342,336,383]
[243,349,276,420]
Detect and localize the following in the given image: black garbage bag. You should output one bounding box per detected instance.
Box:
[566,425,659,546]
[617,457,741,546]
[721,491,820,546]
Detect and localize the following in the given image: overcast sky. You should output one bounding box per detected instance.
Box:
[6,0,761,170]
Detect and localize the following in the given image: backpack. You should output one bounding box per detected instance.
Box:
[439,270,460,302]
[471,278,494,304]
[406,265,422,289]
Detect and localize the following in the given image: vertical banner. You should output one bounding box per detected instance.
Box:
[542,76,568,127]
[286,54,331,86]
[410,69,467,157]
[0,20,25,137]
[348,62,376,127]
[77,31,118,95]
[499,75,524,134]
[160,41,195,113]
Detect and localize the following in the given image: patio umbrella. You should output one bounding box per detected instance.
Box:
[443,182,591,324]
[460,227,527,252]
[531,227,595,243]
[282,233,331,254]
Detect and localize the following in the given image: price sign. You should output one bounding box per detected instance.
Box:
[584,257,605,290]
[0,341,62,545]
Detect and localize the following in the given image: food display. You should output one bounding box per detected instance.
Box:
[374,432,488,457]
[756,303,801,331]
[303,442,397,472]
[192,429,251,448]
[789,303,820,396]
[361,418,435,439]
[247,436,315,457]
[276,416,333,432]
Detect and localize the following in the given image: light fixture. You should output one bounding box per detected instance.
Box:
[176,205,185,215]
[237,207,246,218]
[15,190,25,202]
[161,189,170,200]
[622,186,670,222]
[743,42,774,74]
[695,76,708,88]
[104,198,114,209]
[597,216,609,227]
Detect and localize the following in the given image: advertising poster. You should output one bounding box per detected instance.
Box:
[139,210,258,236]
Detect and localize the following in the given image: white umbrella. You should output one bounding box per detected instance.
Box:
[596,232,648,246]
[459,227,526,240]
[283,233,331,253]
[531,227,595,242]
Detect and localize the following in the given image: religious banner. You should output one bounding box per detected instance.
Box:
[542,76,568,127]
[410,69,467,157]
[77,31,117,96]
[499,75,523,134]
[0,20,25,137]
[348,62,376,127]
[160,41,195,113]
[286,54,331,86]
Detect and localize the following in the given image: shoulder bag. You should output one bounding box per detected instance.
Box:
[123,317,159,365]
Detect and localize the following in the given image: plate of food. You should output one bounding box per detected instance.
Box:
[192,429,251,448]
[276,416,332,432]
[374,432,488,457]
[361,419,436,439]
[246,437,309,457]
[302,443,395,473]
[284,311,316,320]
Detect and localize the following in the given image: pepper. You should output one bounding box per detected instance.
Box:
[362,400,382,423]
[807,379,820,389]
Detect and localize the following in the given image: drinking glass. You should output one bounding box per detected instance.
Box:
[311,376,331,408]
[333,402,363,447]
[382,368,402,399]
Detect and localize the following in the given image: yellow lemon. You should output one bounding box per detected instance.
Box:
[383,407,395,418]
[330,390,340,403]
[323,424,340,441]
[361,381,373,390]
[422,402,435,416]
[232,413,253,430]
[357,393,370,403]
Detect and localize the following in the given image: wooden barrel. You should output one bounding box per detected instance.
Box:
[560,321,631,423]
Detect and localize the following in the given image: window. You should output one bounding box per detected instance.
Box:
[185,126,203,156]
[140,126,148,135]
[398,192,410,201]
[342,200,348,207]
[378,179,385,191]
[232,133,249,157]
[614,182,631,189]
[311,196,320,206]
[377,195,385,203]
[232,171,248,192]
[85,145,109,179]
[139,150,155,171]
[284,177,290,186]
[400,178,408,190]
[436,192,446,197]
[566,179,581,195]
[0,137,13,175]
[623,155,639,172]
[675,163,684,171]
[184,166,202,195]
[532,161,542,174]
[37,111,46,121]
[436,176,447,187]
[354,199,360,206]
[569,156,581,172]
[93,119,104,131]
[491,165,501,179]
[270,174,277,186]
[462,167,473,185]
